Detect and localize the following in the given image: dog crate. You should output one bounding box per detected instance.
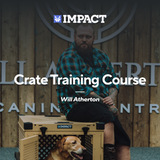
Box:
[16,115,104,160]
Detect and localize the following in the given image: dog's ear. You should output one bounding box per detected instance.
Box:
[56,137,67,153]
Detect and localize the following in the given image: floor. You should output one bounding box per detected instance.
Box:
[0,147,160,160]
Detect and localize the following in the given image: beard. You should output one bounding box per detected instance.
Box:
[75,41,93,55]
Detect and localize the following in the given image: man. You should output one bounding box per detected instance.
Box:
[56,24,130,160]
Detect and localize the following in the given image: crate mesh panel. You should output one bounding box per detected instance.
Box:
[38,135,93,160]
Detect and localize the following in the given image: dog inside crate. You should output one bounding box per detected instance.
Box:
[39,135,93,160]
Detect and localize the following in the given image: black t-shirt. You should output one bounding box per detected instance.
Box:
[80,52,94,68]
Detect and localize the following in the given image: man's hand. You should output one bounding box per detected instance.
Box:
[103,96,114,105]
[88,90,119,116]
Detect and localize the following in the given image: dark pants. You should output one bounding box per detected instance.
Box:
[67,102,130,147]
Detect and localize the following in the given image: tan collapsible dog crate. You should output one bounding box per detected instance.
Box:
[16,115,104,160]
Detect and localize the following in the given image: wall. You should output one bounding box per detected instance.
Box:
[0,0,160,147]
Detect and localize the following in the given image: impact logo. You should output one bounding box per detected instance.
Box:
[35,1,138,44]
[54,15,62,23]
[53,15,107,23]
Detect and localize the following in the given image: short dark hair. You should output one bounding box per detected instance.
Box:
[74,24,95,36]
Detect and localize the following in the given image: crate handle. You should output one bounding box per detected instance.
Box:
[82,127,89,135]
[40,127,47,135]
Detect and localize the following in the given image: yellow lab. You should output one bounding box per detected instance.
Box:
[45,136,86,160]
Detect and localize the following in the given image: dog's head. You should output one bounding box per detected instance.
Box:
[56,136,86,160]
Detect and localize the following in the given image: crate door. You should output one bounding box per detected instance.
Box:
[20,135,39,160]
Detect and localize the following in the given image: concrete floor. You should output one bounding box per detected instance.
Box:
[0,147,160,160]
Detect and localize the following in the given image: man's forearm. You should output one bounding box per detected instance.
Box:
[88,90,119,116]
[109,87,118,104]
[87,91,103,103]
[87,88,118,104]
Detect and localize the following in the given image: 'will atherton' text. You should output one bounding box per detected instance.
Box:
[61,97,100,102]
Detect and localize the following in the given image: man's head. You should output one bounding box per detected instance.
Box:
[74,24,95,55]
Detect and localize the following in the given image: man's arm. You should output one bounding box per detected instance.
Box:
[109,87,118,104]
[87,91,103,102]
[100,52,119,105]
[103,87,118,105]
[87,89,119,116]
[87,88,118,105]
